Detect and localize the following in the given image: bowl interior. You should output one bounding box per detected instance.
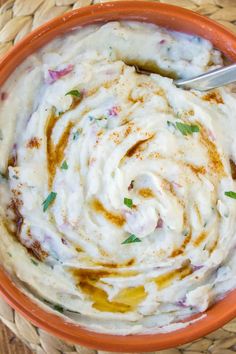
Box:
[0,1,236,352]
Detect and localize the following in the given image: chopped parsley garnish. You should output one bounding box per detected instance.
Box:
[65,89,81,98]
[73,128,82,140]
[42,192,57,212]
[53,304,64,313]
[97,115,107,121]
[167,120,175,128]
[124,197,133,208]
[31,259,38,266]
[0,129,3,141]
[61,160,68,170]
[175,122,200,135]
[89,115,107,123]
[122,234,141,244]
[167,121,200,136]
[109,46,113,58]
[225,191,236,199]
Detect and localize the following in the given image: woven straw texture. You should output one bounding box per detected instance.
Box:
[1,0,236,353]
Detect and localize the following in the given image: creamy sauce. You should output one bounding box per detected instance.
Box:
[0,21,236,335]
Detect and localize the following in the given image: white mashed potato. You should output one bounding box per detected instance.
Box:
[0,21,236,334]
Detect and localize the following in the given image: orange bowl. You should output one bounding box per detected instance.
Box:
[1,1,236,352]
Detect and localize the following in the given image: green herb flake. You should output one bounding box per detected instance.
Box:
[95,115,107,121]
[0,129,3,141]
[109,46,113,58]
[53,304,64,313]
[89,115,107,123]
[7,252,12,257]
[42,191,57,212]
[61,161,68,170]
[122,234,141,244]
[31,259,38,266]
[73,128,82,140]
[65,89,81,98]
[124,197,133,208]
[167,120,175,128]
[175,122,200,136]
[225,191,236,199]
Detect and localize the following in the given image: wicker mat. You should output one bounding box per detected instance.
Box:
[0,0,236,353]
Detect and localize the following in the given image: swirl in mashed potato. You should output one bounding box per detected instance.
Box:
[0,21,236,334]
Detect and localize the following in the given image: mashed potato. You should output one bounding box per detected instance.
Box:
[0,21,236,334]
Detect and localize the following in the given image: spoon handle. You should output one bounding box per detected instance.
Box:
[175,63,236,91]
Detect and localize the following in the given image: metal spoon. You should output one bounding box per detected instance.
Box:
[175,63,236,91]
[135,63,236,91]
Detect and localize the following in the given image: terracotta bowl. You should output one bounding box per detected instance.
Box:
[1,1,236,352]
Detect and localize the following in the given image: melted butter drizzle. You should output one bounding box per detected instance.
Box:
[72,268,138,280]
[171,234,191,257]
[154,261,192,290]
[71,268,145,313]
[71,259,193,313]
[46,110,74,188]
[96,258,135,268]
[193,231,208,247]
[207,237,219,254]
[202,90,224,104]
[91,199,125,227]
[171,213,191,257]
[79,282,131,313]
[4,202,48,261]
[199,124,225,176]
[138,188,155,198]
[125,135,154,159]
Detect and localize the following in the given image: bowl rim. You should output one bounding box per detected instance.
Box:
[1,1,236,351]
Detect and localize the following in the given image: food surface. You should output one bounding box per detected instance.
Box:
[0,21,236,334]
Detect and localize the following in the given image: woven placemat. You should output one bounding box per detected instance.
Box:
[1,0,236,353]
